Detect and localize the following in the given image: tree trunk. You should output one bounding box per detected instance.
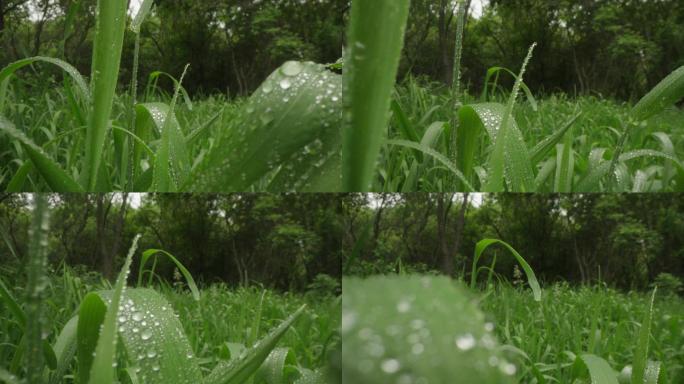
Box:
[437,194,455,276]
[451,193,469,274]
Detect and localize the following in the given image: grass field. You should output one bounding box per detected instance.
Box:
[375,78,684,192]
[0,264,340,383]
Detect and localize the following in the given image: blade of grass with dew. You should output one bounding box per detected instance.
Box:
[87,234,140,384]
[76,292,106,383]
[188,61,341,192]
[343,0,411,191]
[574,354,619,384]
[47,315,78,384]
[530,112,582,164]
[484,43,537,192]
[576,150,684,192]
[95,288,202,383]
[202,304,307,384]
[386,139,474,190]
[470,238,541,301]
[459,103,535,191]
[254,347,297,384]
[554,132,575,193]
[137,248,200,301]
[632,66,684,121]
[644,361,666,384]
[481,67,538,110]
[152,64,190,192]
[342,275,515,383]
[632,287,657,384]
[0,56,90,103]
[0,116,83,192]
[81,0,127,190]
[24,195,50,384]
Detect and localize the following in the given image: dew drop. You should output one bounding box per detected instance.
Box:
[141,329,153,341]
[455,333,476,351]
[381,358,401,374]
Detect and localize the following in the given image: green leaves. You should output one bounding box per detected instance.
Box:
[470,239,542,302]
[632,66,684,121]
[343,0,411,191]
[632,288,657,384]
[189,61,341,192]
[342,275,515,383]
[574,354,619,384]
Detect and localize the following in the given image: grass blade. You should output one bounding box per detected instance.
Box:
[0,56,90,103]
[131,0,155,34]
[529,112,582,164]
[87,234,140,384]
[343,0,411,191]
[24,195,50,384]
[470,238,541,301]
[81,0,127,190]
[632,66,684,121]
[137,248,200,301]
[632,287,657,384]
[575,354,619,384]
[484,43,537,192]
[203,304,307,384]
[0,116,83,192]
[48,316,78,384]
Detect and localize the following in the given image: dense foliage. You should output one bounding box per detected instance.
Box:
[342,193,684,291]
[1,0,343,95]
[0,193,343,290]
[401,0,684,99]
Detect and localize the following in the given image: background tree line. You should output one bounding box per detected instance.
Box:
[0,193,343,291]
[400,0,684,99]
[0,0,343,95]
[342,193,684,291]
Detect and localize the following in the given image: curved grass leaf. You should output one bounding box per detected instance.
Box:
[386,139,474,191]
[5,161,34,192]
[530,112,582,164]
[632,66,684,121]
[189,61,341,192]
[48,315,78,384]
[77,293,107,383]
[574,354,619,384]
[576,150,684,192]
[203,304,306,384]
[254,347,297,384]
[0,116,83,192]
[137,248,200,301]
[96,288,203,383]
[462,103,535,191]
[0,56,90,103]
[470,239,541,301]
[343,0,411,191]
[482,66,538,110]
[131,0,154,34]
[342,275,515,383]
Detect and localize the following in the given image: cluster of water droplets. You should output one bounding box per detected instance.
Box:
[342,276,517,383]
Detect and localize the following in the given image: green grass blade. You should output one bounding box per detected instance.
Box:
[0,116,83,192]
[457,106,485,187]
[575,354,619,384]
[0,278,26,326]
[343,0,411,191]
[137,249,200,301]
[470,238,541,301]
[131,0,154,33]
[632,66,684,121]
[96,288,203,383]
[529,112,581,164]
[0,56,90,103]
[77,292,107,384]
[25,195,50,384]
[462,103,535,191]
[386,139,475,191]
[644,361,665,384]
[481,67,538,110]
[254,347,297,384]
[189,61,341,192]
[81,0,127,190]
[5,161,34,192]
[152,64,190,192]
[48,316,78,384]
[342,275,515,383]
[554,140,574,193]
[632,287,657,384]
[484,43,537,192]
[203,305,307,384]
[87,234,140,384]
